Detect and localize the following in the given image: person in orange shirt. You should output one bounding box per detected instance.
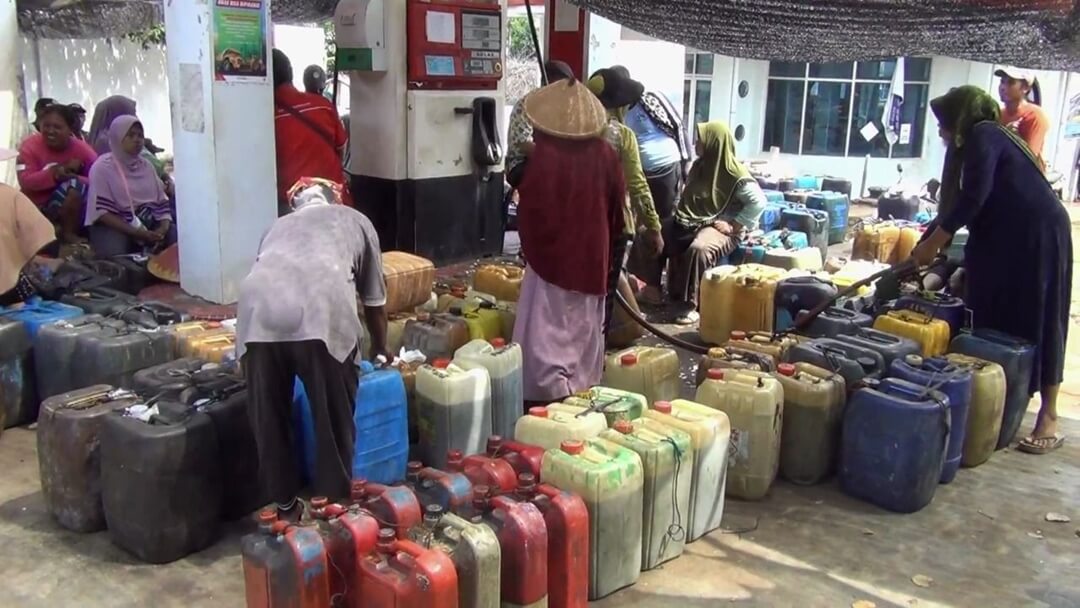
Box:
[996,66,1049,170]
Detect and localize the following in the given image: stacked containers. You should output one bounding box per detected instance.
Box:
[409,504,502,608]
[454,338,524,440]
[895,292,967,338]
[944,353,1006,467]
[772,363,846,485]
[601,347,680,406]
[699,264,792,344]
[873,310,951,357]
[513,406,607,450]
[415,359,492,469]
[402,313,471,360]
[949,330,1035,450]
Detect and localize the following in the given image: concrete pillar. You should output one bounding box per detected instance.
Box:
[1,0,28,183]
[163,0,278,303]
[545,0,587,78]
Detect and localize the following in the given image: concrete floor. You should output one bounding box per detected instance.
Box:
[2,205,1080,607]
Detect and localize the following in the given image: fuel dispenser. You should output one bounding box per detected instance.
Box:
[335,0,506,264]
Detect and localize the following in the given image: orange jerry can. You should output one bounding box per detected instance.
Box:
[359,528,459,608]
[474,487,549,608]
[448,448,518,495]
[351,480,423,539]
[242,510,331,608]
[515,473,589,608]
[310,498,380,608]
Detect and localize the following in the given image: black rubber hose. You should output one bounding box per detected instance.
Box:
[614,290,710,355]
[523,0,548,86]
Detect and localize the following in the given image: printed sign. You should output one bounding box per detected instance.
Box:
[899,123,912,145]
[213,0,268,82]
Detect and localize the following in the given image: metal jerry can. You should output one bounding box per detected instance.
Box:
[242,510,332,608]
[515,473,589,608]
[410,504,502,608]
[473,488,549,608]
[486,435,545,481]
[358,529,459,608]
[405,461,474,514]
[310,497,380,607]
[449,448,518,495]
[351,480,423,539]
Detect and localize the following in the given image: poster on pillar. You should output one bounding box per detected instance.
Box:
[212,0,269,82]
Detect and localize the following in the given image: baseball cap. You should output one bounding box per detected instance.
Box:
[0,147,16,162]
[995,66,1037,84]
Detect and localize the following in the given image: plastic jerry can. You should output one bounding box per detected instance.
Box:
[0,317,32,429]
[60,259,128,292]
[167,320,224,354]
[403,313,471,361]
[309,498,380,607]
[242,512,332,608]
[37,385,141,532]
[415,359,492,469]
[776,178,795,192]
[840,378,950,513]
[783,189,813,204]
[351,480,423,539]
[836,327,922,368]
[462,305,503,342]
[600,419,692,570]
[473,489,549,608]
[514,474,589,608]
[949,330,1035,450]
[405,461,474,513]
[116,301,183,329]
[514,406,607,451]
[191,332,236,364]
[793,175,820,190]
[0,297,84,339]
[130,358,224,402]
[726,330,797,367]
[763,229,810,251]
[67,323,175,391]
[759,202,785,232]
[895,292,966,338]
[762,189,786,204]
[756,176,779,190]
[772,363,846,485]
[487,435,546,480]
[454,338,524,440]
[877,193,920,221]
[450,448,519,495]
[540,439,643,600]
[780,206,830,261]
[727,265,793,338]
[602,346,680,406]
[828,260,889,297]
[852,221,900,263]
[496,301,517,342]
[821,176,852,197]
[888,355,973,484]
[359,529,459,608]
[944,353,1006,467]
[873,310,951,357]
[784,337,886,387]
[100,401,223,563]
[695,370,783,500]
[382,251,437,315]
[561,385,649,428]
[698,265,740,344]
[730,237,769,265]
[473,264,525,302]
[773,275,838,332]
[762,247,823,271]
[59,286,137,316]
[109,254,154,295]
[409,504,502,608]
[33,314,117,401]
[387,313,416,356]
[643,401,729,540]
[795,306,873,338]
[349,361,409,483]
[694,347,761,386]
[436,287,467,313]
[893,223,920,263]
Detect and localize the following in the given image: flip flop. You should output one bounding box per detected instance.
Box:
[1017,434,1065,455]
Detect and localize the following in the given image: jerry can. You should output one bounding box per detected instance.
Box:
[895,292,966,338]
[852,221,901,263]
[836,327,921,368]
[806,191,849,245]
[540,439,643,600]
[821,176,852,197]
[0,317,33,429]
[242,512,332,608]
[949,329,1035,450]
[699,264,792,343]
[561,385,648,428]
[403,313,471,361]
[473,489,549,608]
[725,330,797,367]
[694,347,763,386]
[405,461,474,513]
[450,448,519,495]
[415,359,492,469]
[877,193,920,221]
[695,370,783,500]
[888,355,973,484]
[0,297,84,339]
[894,223,920,263]
[795,306,873,338]
[473,264,524,302]
[763,229,809,251]
[309,498,380,607]
[643,401,729,540]
[828,260,889,296]
[109,253,154,295]
[190,332,235,364]
[462,304,503,342]
[873,310,951,357]
[487,435,546,480]
[762,247,823,271]
[387,313,416,356]
[780,205,829,261]
[410,504,502,608]
[67,322,175,391]
[382,251,436,315]
[601,347,680,406]
[840,378,950,513]
[773,276,838,332]
[759,202,785,232]
[793,175,819,189]
[513,474,589,608]
[514,406,607,451]
[454,338,524,440]
[169,321,232,358]
[944,353,1006,467]
[38,385,141,532]
[131,358,235,403]
[33,314,118,401]
[772,363,846,485]
[783,189,813,204]
[785,337,886,387]
[600,419,692,570]
[352,480,423,539]
[59,286,137,316]
[698,265,739,344]
[436,286,467,313]
[358,529,459,608]
[61,259,128,292]
[496,301,517,342]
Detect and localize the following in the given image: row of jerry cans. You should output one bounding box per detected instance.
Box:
[851,219,921,264]
[757,175,849,195]
[396,293,514,360]
[760,189,850,246]
[730,229,824,272]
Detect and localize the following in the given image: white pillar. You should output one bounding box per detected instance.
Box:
[164,0,277,303]
[0,0,27,183]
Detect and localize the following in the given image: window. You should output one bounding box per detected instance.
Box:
[684,51,713,127]
[762,59,932,158]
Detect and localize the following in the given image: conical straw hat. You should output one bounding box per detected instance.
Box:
[524,78,608,140]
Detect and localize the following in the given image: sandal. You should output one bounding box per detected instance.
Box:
[1016,434,1065,455]
[675,310,700,326]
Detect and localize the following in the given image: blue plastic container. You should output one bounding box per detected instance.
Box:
[293,361,409,484]
[781,205,830,261]
[0,319,32,429]
[0,297,84,339]
[836,328,921,368]
[731,238,769,265]
[774,276,838,332]
[807,191,850,245]
[760,203,786,232]
[795,306,873,338]
[762,190,786,204]
[887,356,973,483]
[764,229,809,250]
[793,175,820,190]
[784,337,885,387]
[895,293,966,338]
[841,378,950,513]
[949,330,1035,450]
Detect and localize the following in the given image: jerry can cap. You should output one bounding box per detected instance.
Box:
[432,358,451,369]
[905,354,924,367]
[486,435,503,452]
[614,420,634,434]
[561,439,585,455]
[350,479,367,499]
[707,368,726,381]
[257,508,278,525]
[620,352,638,366]
[310,496,329,510]
[529,406,549,418]
[490,337,506,348]
[653,401,673,413]
[778,363,796,376]
[517,473,537,493]
[407,461,423,476]
[447,449,464,464]
[730,330,747,340]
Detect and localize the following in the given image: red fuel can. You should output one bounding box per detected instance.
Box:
[404,461,473,514]
[352,480,422,539]
[516,474,590,608]
[358,528,459,608]
[475,488,549,607]
[311,498,380,608]
[242,509,332,608]
[449,448,518,495]
[487,436,545,480]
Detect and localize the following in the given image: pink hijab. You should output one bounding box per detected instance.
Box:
[85,115,168,225]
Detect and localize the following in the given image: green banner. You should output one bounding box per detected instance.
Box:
[213,0,268,81]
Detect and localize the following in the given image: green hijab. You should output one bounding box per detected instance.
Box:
[675,121,752,227]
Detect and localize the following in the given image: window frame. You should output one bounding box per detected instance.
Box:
[684,50,714,127]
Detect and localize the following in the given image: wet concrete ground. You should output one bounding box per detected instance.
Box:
[1,204,1079,607]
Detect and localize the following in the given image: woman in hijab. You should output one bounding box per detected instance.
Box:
[0,148,56,305]
[911,85,1072,455]
[87,95,137,155]
[514,78,626,405]
[84,115,174,256]
[650,121,767,324]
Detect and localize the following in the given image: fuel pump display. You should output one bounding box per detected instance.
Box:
[406,0,503,90]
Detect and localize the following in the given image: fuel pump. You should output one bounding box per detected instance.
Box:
[335,0,506,264]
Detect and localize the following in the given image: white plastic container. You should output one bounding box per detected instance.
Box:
[559,386,648,428]
[513,405,607,451]
[695,369,783,500]
[415,359,493,469]
[602,347,680,406]
[454,338,524,440]
[642,400,730,541]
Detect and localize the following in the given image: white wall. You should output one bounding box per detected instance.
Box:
[587,15,683,114]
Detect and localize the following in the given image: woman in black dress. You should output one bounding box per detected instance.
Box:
[912,85,1073,455]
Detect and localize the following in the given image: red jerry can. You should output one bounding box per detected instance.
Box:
[516,473,590,608]
[359,528,459,608]
[486,436,545,480]
[475,487,549,607]
[404,461,474,514]
[311,497,380,608]
[242,509,332,608]
[352,479,422,539]
[449,448,518,495]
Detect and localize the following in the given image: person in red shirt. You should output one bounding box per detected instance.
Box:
[272,49,349,213]
[16,103,98,243]
[996,66,1050,171]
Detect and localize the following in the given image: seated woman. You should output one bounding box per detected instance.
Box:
[1,148,56,306]
[84,116,175,257]
[16,103,98,243]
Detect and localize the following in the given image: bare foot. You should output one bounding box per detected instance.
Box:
[1030,415,1059,441]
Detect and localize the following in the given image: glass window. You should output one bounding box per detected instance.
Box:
[856,60,895,81]
[891,84,930,158]
[683,80,692,120]
[694,81,712,124]
[906,58,932,82]
[684,54,695,75]
[809,62,854,79]
[763,80,805,154]
[847,83,891,158]
[694,53,714,76]
[802,82,851,156]
[769,61,806,78]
